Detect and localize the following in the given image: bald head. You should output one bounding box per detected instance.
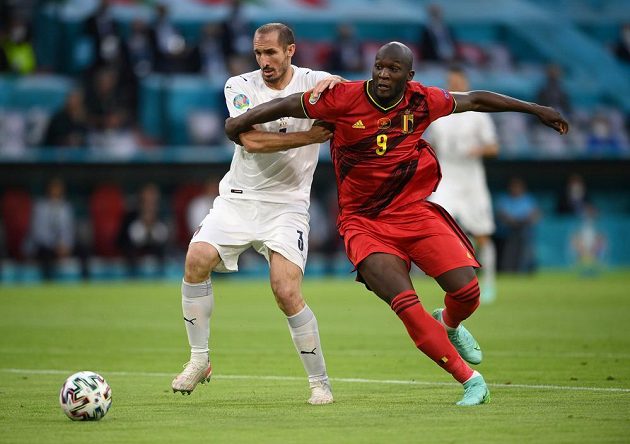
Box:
[376,42,414,70]
[370,41,415,105]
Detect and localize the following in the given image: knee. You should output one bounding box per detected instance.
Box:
[184,244,216,283]
[451,276,480,303]
[270,278,304,315]
[438,266,477,294]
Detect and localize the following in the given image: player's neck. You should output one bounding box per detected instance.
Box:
[264,65,294,91]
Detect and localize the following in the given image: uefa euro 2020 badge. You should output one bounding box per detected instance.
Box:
[308,91,320,105]
[233,94,250,110]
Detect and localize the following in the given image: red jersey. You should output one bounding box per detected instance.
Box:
[301,80,455,222]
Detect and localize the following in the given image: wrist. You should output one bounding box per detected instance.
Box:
[530,102,543,116]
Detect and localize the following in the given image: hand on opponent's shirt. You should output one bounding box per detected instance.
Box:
[311,75,346,101]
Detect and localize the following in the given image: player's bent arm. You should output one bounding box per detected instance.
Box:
[239,125,332,153]
[225,93,307,144]
[452,91,569,135]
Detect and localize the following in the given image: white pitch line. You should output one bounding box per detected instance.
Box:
[1,368,629,394]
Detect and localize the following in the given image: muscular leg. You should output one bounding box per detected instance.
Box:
[355,253,414,303]
[172,242,220,394]
[435,266,480,329]
[269,251,306,316]
[358,253,474,384]
[182,243,221,357]
[269,251,332,404]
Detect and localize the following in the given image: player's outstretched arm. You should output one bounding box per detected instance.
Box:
[452,91,569,134]
[225,93,307,144]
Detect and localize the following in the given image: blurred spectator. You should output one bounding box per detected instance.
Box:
[493,113,531,158]
[613,23,630,63]
[118,183,169,276]
[327,24,364,74]
[311,187,343,275]
[27,178,87,280]
[124,19,155,80]
[536,64,572,118]
[88,121,140,157]
[221,0,252,60]
[485,42,514,71]
[0,110,27,155]
[187,109,223,146]
[43,89,88,148]
[496,177,540,273]
[221,0,255,75]
[0,18,36,74]
[585,113,624,157]
[84,67,128,129]
[186,177,219,234]
[419,4,457,63]
[83,67,140,156]
[191,23,229,80]
[556,173,591,216]
[571,204,606,276]
[85,0,121,67]
[150,4,193,73]
[307,193,331,255]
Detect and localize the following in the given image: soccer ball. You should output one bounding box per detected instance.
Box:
[59,371,112,421]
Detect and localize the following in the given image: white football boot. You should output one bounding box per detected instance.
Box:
[172,360,212,395]
[308,379,334,405]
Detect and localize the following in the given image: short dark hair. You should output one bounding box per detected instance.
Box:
[255,23,295,48]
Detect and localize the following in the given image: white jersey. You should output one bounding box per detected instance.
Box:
[427,111,498,235]
[222,66,330,208]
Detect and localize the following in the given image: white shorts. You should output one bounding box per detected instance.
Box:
[190,196,310,273]
[429,187,495,237]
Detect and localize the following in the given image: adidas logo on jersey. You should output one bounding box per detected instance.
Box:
[352,120,365,129]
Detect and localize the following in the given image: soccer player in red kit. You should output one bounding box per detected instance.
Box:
[226,42,569,406]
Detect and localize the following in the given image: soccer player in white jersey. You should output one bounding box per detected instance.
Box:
[427,66,499,303]
[171,23,343,404]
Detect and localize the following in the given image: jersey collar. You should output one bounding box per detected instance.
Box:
[364,80,405,113]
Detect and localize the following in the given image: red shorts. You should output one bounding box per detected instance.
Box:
[339,200,480,278]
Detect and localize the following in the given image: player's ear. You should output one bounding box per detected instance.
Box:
[286,43,296,57]
[407,69,415,80]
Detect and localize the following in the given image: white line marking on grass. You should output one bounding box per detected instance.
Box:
[2,368,629,393]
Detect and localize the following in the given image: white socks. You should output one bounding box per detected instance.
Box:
[287,305,328,385]
[464,370,482,384]
[181,279,214,363]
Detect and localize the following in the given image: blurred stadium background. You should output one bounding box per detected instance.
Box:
[1,0,629,283]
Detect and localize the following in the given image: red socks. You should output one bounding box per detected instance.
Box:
[443,277,480,329]
[390,290,473,383]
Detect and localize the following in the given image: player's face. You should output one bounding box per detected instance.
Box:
[253,31,295,86]
[371,55,413,104]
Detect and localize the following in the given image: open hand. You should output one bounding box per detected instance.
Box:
[311,75,346,102]
[536,105,569,135]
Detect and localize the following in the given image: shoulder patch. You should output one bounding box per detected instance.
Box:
[233,94,250,110]
[440,88,451,99]
[308,92,320,105]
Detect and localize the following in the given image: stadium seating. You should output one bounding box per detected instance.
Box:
[0,188,32,260]
[171,182,205,249]
[89,184,126,258]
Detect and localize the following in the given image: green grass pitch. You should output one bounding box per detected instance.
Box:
[1,272,629,443]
